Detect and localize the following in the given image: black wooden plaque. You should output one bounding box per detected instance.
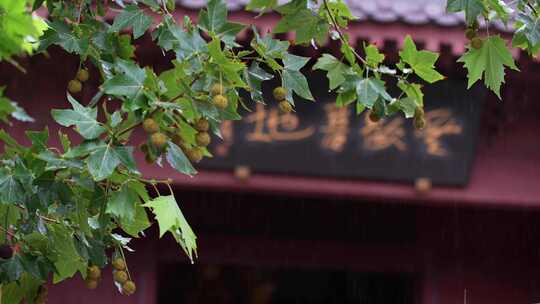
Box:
[200,72,484,186]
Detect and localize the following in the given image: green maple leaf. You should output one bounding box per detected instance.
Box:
[273,0,328,45]
[154,16,207,60]
[336,90,356,107]
[39,20,86,54]
[48,224,87,283]
[106,184,138,221]
[252,31,290,60]
[109,4,152,39]
[485,0,510,23]
[144,195,197,262]
[120,203,151,238]
[113,145,138,174]
[86,143,121,181]
[116,34,136,59]
[37,150,84,171]
[198,0,227,33]
[388,80,423,118]
[198,0,245,45]
[399,35,444,84]
[446,0,485,25]
[356,78,391,108]
[324,0,357,27]
[208,37,246,87]
[313,54,351,90]
[246,0,278,11]
[102,59,147,110]
[364,44,385,67]
[388,97,417,118]
[26,127,48,150]
[457,35,518,98]
[250,31,289,71]
[397,81,424,107]
[512,13,540,55]
[0,89,16,123]
[2,273,41,304]
[282,53,314,101]
[166,141,197,176]
[243,61,274,103]
[0,0,46,59]
[0,171,24,204]
[51,94,105,140]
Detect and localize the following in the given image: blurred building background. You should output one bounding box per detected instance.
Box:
[2,0,540,303]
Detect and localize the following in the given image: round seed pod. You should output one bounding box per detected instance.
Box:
[187,148,203,163]
[122,280,136,296]
[212,95,228,109]
[85,278,98,290]
[195,132,211,147]
[76,69,89,82]
[278,101,292,113]
[465,28,476,40]
[471,37,483,49]
[414,116,426,130]
[112,258,126,271]
[68,79,82,94]
[273,87,287,101]
[143,118,160,134]
[114,270,129,284]
[150,132,168,149]
[87,265,101,280]
[210,84,224,96]
[194,118,210,132]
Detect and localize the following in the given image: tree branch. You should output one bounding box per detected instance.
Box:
[114,74,201,138]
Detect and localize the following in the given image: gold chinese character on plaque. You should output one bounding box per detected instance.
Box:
[415,108,462,156]
[215,120,234,157]
[360,113,407,151]
[320,103,350,152]
[245,103,315,142]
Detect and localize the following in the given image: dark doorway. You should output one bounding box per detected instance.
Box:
[158,263,416,304]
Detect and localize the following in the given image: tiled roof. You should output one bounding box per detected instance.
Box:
[176,0,511,31]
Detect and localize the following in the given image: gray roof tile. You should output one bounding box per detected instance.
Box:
[176,0,512,31]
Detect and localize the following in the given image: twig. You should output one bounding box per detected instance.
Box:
[38,215,60,224]
[526,1,538,16]
[151,183,160,196]
[166,182,174,196]
[322,0,367,65]
[118,246,132,281]
[136,176,172,185]
[115,107,160,138]
[14,204,60,224]
[6,58,27,74]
